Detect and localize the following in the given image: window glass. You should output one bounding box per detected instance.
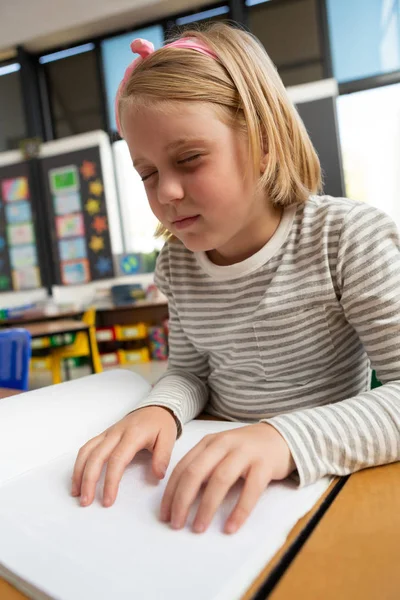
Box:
[336,82,400,227]
[248,0,324,86]
[327,0,400,82]
[41,45,103,138]
[101,26,164,132]
[0,63,26,151]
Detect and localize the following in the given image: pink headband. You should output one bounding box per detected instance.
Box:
[115,37,218,135]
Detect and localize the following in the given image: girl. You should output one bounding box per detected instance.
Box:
[72,24,400,535]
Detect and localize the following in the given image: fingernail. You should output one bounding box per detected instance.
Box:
[103,496,112,507]
[171,518,182,530]
[193,522,205,533]
[225,521,238,534]
[159,464,167,478]
[80,496,88,506]
[71,485,78,496]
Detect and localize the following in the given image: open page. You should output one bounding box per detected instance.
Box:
[0,370,151,486]
[0,372,332,600]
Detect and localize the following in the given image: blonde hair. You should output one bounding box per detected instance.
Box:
[118,23,322,237]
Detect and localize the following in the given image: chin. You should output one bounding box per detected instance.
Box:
[176,232,216,253]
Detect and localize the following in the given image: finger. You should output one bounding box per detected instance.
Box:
[193,451,247,533]
[224,464,270,534]
[167,443,229,530]
[71,435,105,496]
[102,432,150,507]
[79,432,122,506]
[160,435,215,523]
[152,427,176,479]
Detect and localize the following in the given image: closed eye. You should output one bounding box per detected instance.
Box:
[140,154,201,181]
[177,154,201,165]
[141,172,157,182]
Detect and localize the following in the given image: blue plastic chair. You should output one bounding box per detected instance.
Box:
[0,329,32,391]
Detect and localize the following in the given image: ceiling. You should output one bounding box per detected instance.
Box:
[0,0,211,56]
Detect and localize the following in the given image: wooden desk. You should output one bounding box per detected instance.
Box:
[0,301,169,329]
[96,300,168,327]
[0,388,20,399]
[269,462,400,600]
[0,309,82,327]
[22,319,89,339]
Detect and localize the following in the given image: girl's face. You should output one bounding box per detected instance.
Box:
[122,101,282,263]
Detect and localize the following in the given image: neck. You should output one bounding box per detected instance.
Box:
[207,203,283,266]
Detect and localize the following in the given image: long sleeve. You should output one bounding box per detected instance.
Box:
[133,244,210,434]
[265,204,400,486]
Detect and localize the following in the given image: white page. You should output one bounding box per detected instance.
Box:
[0,416,332,600]
[0,370,151,485]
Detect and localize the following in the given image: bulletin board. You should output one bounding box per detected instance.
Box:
[0,161,42,291]
[40,146,115,285]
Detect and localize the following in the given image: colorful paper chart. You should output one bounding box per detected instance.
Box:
[53,191,82,216]
[42,146,114,286]
[1,177,29,202]
[50,165,79,195]
[80,161,96,180]
[5,201,32,224]
[56,214,85,239]
[10,245,37,269]
[95,256,112,276]
[12,267,41,291]
[58,237,87,261]
[61,259,90,285]
[7,223,35,246]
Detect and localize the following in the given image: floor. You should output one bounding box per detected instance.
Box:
[29,360,168,390]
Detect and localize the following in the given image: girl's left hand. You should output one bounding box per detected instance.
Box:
[160,423,296,535]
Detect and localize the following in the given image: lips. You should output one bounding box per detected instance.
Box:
[172,215,200,230]
[172,215,199,224]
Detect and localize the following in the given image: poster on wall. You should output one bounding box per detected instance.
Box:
[0,161,42,291]
[40,146,115,285]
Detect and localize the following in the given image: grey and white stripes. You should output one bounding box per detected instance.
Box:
[135,196,400,486]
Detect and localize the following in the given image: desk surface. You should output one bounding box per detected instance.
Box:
[270,461,400,600]
[0,301,168,327]
[23,319,89,338]
[0,388,20,399]
[0,309,82,326]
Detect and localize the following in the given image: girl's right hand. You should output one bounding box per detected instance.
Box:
[71,406,178,507]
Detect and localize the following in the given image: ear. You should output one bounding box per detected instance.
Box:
[260,151,268,174]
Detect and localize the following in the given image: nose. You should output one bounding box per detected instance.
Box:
[157,172,185,206]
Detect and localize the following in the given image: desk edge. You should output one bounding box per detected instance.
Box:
[249,475,349,600]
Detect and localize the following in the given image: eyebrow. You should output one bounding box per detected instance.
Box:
[165,137,209,151]
[133,137,209,168]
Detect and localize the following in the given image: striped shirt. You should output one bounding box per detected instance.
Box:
[136,195,400,486]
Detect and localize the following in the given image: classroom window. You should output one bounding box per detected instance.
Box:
[175,5,230,26]
[0,62,27,151]
[246,0,272,6]
[248,0,325,86]
[326,0,400,83]
[41,44,104,139]
[336,82,400,227]
[101,25,164,133]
